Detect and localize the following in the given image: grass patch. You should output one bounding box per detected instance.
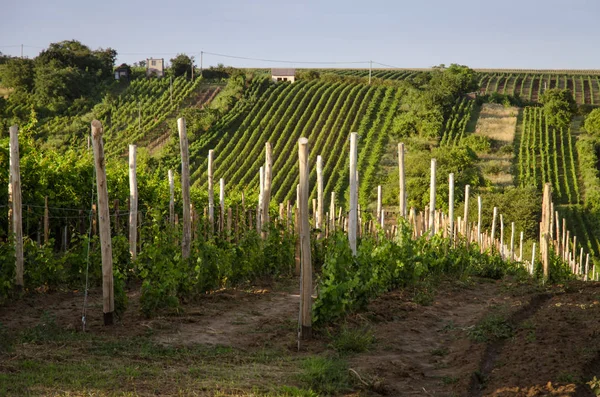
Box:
[431,347,449,357]
[468,312,513,342]
[299,356,350,395]
[330,326,375,355]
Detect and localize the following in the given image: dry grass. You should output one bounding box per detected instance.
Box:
[0,87,13,98]
[473,103,519,187]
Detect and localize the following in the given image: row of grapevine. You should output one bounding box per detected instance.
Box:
[440,98,474,146]
[186,79,401,208]
[517,107,581,204]
[101,76,203,156]
[478,72,600,104]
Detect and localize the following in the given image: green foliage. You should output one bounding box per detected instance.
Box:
[576,135,600,212]
[0,57,35,92]
[586,376,600,395]
[539,88,577,129]
[330,326,375,354]
[169,54,194,78]
[461,134,491,153]
[299,356,350,395]
[468,312,513,342]
[584,108,600,135]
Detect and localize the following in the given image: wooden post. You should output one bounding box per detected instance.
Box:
[398,143,406,218]
[312,199,317,227]
[377,185,382,225]
[208,150,214,234]
[510,222,515,261]
[262,143,273,235]
[329,192,335,233]
[316,155,323,232]
[349,132,358,255]
[294,206,300,276]
[585,253,590,280]
[477,195,482,245]
[9,126,23,287]
[463,185,470,243]
[91,120,114,325]
[541,183,551,279]
[519,231,524,261]
[129,144,138,261]
[44,196,49,244]
[429,159,436,234]
[220,178,225,233]
[579,247,584,276]
[531,243,536,274]
[500,214,504,258]
[298,137,312,340]
[178,118,191,259]
[562,218,567,259]
[491,207,498,249]
[168,169,175,225]
[448,173,454,243]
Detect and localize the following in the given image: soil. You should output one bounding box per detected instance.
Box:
[1,277,600,396]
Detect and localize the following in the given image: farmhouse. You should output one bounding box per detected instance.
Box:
[114,64,131,80]
[271,68,295,83]
[146,58,165,77]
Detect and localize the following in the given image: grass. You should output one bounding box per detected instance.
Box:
[330,326,375,355]
[468,312,514,342]
[298,356,350,395]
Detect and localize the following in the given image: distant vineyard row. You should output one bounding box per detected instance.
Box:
[187,77,401,207]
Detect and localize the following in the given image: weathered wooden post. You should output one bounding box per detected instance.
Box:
[500,214,504,258]
[329,192,335,233]
[541,183,551,279]
[9,126,24,287]
[208,150,214,234]
[429,159,436,234]
[44,196,49,244]
[531,243,536,274]
[463,185,470,244]
[220,178,225,233]
[510,222,515,261]
[91,120,114,325]
[377,185,382,226]
[448,173,454,244]
[298,137,312,341]
[262,143,273,236]
[477,196,482,245]
[168,170,175,225]
[491,207,498,249]
[178,118,191,259]
[129,144,138,260]
[349,132,358,255]
[398,143,406,218]
[316,155,323,233]
[519,231,524,262]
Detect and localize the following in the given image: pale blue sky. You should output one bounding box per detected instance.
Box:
[1,0,599,69]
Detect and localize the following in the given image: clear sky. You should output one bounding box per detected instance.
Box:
[1,0,599,69]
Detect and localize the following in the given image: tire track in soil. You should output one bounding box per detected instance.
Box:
[467,293,554,397]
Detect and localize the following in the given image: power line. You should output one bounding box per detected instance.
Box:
[201,51,369,65]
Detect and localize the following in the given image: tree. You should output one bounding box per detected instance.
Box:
[584,108,600,135]
[170,54,194,78]
[0,57,35,92]
[539,88,577,129]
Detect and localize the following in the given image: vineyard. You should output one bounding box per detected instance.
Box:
[440,97,474,146]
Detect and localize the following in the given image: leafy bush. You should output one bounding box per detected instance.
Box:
[462,134,491,153]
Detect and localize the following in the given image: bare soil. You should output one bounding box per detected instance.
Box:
[1,277,600,396]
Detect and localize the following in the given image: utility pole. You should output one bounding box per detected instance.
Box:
[368,60,372,85]
[20,44,23,58]
[200,51,203,76]
[191,57,194,80]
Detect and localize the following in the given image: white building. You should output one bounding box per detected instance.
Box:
[271,68,295,83]
[146,58,165,77]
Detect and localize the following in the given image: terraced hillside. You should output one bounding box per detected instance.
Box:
[187,77,401,206]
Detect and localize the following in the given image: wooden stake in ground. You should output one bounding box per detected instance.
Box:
[220,178,225,233]
[377,185,382,226]
[491,207,498,248]
[178,118,191,259]
[349,132,358,255]
[398,143,406,218]
[477,196,482,246]
[168,170,175,225]
[298,137,312,341]
[9,126,23,287]
[329,192,335,233]
[208,150,214,235]
[463,185,470,244]
[316,155,323,233]
[500,214,504,258]
[510,222,515,261]
[531,243,536,274]
[262,143,272,236]
[448,173,454,244]
[91,120,114,325]
[541,183,551,279]
[44,196,49,244]
[429,159,436,234]
[519,231,524,262]
[128,144,138,260]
